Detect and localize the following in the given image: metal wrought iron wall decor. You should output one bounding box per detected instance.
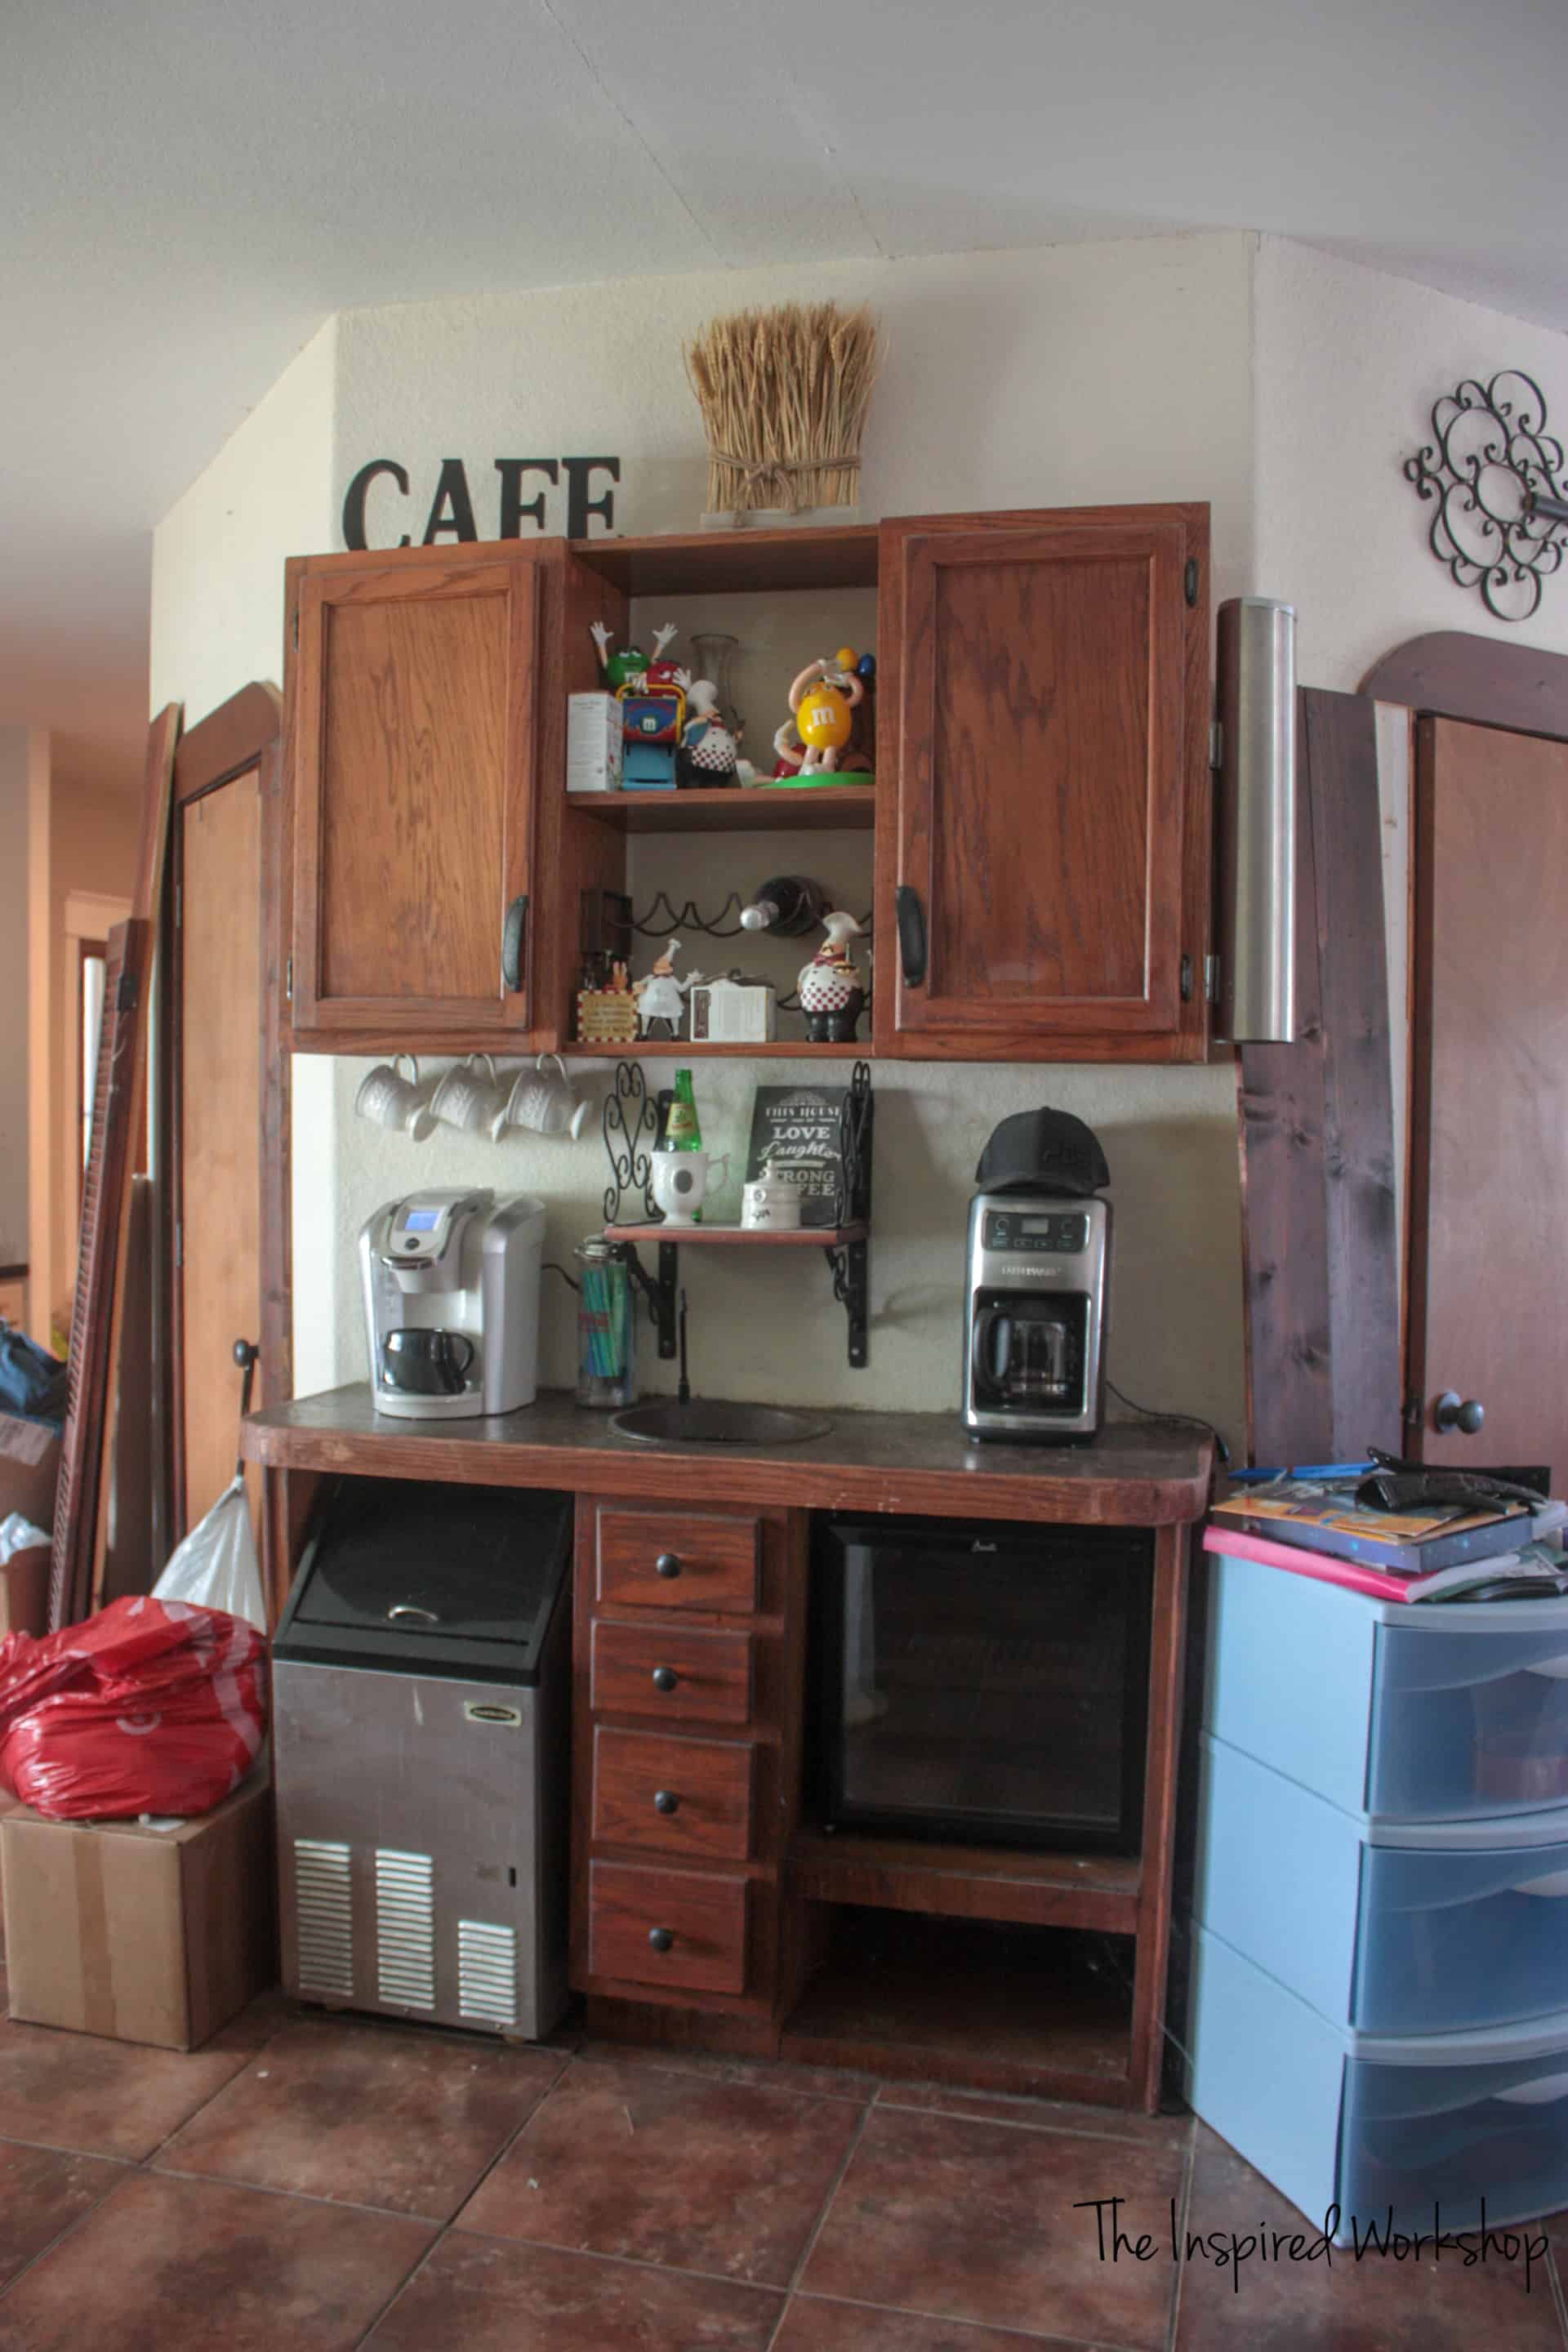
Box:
[1405,370,1568,621]
[601,1060,659,1225]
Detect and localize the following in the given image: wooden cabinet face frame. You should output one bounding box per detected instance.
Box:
[288,546,543,1043]
[874,503,1210,1063]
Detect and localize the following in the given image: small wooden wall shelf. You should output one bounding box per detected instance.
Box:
[605,1222,866,1250]
[574,1039,868,1059]
[565,786,875,834]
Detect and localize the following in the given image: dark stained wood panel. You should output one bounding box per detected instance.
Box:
[589,1860,750,1995]
[590,1619,755,1728]
[875,504,1209,1062]
[595,1503,760,1615]
[593,1728,757,1862]
[1361,630,1568,744]
[1236,688,1400,1466]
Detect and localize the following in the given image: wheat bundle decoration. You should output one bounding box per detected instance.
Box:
[684,302,882,519]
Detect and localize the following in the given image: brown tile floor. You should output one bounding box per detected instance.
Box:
[0,1962,1565,2350]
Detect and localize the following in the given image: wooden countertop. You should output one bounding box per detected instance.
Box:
[242,1385,1214,1526]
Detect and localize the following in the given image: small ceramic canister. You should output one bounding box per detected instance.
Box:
[430,1054,510,1134]
[741,1160,802,1230]
[493,1053,588,1142]
[354,1054,437,1143]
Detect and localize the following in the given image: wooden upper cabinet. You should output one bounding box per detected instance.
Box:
[875,505,1211,1062]
[287,546,544,1045]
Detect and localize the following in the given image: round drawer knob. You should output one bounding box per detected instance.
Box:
[653,1789,679,1815]
[648,1927,675,1954]
[652,1667,679,1693]
[655,1552,683,1579]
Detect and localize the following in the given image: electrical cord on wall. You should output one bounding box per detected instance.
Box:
[543,1261,579,1293]
[1106,1379,1232,1468]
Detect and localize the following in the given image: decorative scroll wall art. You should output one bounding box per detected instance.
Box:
[1405,371,1568,622]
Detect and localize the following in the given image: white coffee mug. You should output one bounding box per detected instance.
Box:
[741,1169,802,1230]
[650,1147,731,1227]
[494,1052,588,1142]
[431,1053,508,1134]
[354,1054,436,1143]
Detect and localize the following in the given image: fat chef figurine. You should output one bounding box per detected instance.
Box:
[797,910,866,1044]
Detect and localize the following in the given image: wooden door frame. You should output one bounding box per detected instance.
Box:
[163,682,290,1542]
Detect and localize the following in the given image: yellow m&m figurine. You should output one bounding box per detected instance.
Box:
[786,654,865,773]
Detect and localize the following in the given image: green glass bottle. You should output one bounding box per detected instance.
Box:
[665,1068,702,1150]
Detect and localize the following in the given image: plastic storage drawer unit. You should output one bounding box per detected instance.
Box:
[1196,1735,1568,2037]
[1187,1922,1568,2239]
[1203,1557,1568,1824]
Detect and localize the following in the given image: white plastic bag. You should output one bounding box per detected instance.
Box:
[0,1513,49,1564]
[151,1479,267,1630]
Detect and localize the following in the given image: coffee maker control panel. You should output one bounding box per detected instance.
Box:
[382,1190,488,1266]
[982,1210,1089,1256]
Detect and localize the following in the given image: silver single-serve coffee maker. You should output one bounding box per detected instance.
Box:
[963,1111,1111,1444]
[360,1189,545,1419]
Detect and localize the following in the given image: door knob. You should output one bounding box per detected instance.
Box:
[648,1927,675,1953]
[655,1552,682,1579]
[652,1667,679,1692]
[653,1790,679,1815]
[1433,1391,1486,1436]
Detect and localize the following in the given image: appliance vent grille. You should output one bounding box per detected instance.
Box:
[458,1919,519,2029]
[374,1848,436,2011]
[294,1839,354,2000]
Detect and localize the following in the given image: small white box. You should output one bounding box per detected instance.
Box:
[567,693,622,791]
[689,978,777,1044]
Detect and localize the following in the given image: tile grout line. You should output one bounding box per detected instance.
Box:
[762,2091,880,2350]
[784,2285,1136,2348]
[873,2082,1199,2149]
[1548,2227,1568,2349]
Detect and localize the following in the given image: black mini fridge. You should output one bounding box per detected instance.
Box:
[811,1514,1152,1855]
[272,1477,572,2038]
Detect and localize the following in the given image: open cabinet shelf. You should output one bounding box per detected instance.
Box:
[572,1039,870,1059]
[605,1221,866,1250]
[566,786,876,833]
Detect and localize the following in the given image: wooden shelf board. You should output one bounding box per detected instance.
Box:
[566,786,876,834]
[570,1039,870,1058]
[604,1222,866,1250]
[781,1912,1134,2106]
[790,1831,1140,1935]
[570,523,880,599]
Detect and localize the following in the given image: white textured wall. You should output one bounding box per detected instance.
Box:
[1254,238,1568,692]
[316,233,1256,1441]
[0,728,30,1267]
[149,317,341,1396]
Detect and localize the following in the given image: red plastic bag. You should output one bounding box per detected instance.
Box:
[0,1596,268,1820]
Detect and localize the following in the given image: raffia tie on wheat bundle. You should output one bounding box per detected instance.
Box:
[685,302,882,515]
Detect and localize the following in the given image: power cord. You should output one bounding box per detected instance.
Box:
[1106,1379,1232,1468]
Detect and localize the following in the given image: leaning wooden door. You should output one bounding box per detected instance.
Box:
[1408,716,1568,1468]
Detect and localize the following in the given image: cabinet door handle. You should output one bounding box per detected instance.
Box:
[501,895,529,991]
[655,1552,682,1579]
[894,885,927,987]
[653,1790,679,1815]
[648,1927,675,1953]
[652,1666,679,1692]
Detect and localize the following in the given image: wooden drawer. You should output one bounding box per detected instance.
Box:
[589,1859,749,1995]
[591,1619,753,1727]
[596,1505,760,1615]
[593,1726,756,1862]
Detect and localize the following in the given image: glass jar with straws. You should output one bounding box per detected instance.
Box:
[574,1238,637,1410]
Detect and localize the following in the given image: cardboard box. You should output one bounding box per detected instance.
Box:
[567,690,623,791]
[2,1775,275,2048]
[0,1542,48,1638]
[0,1412,60,1534]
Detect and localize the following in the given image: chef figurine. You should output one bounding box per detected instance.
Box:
[633,940,694,1039]
[797,910,866,1044]
[678,679,741,787]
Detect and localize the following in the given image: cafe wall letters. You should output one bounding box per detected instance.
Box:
[342,456,621,548]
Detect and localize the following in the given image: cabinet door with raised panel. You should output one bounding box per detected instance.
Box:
[288,546,542,1045]
[876,505,1209,1062]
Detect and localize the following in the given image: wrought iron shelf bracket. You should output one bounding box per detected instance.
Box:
[1405,369,1568,623]
[602,1059,875,1368]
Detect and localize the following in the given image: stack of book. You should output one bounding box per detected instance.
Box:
[1205,1472,1568,1603]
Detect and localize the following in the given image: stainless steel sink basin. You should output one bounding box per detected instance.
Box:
[611,1400,834,1447]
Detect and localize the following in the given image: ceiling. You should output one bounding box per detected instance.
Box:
[7,0,1568,782]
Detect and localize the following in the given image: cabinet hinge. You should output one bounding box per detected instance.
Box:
[1205,952,1221,1004]
[1180,953,1194,1003]
[173,882,182,930]
[292,607,299,648]
[1209,720,1223,770]
[1185,557,1200,608]
[174,1223,184,1272]
[285,955,293,1002]
[116,967,139,1014]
